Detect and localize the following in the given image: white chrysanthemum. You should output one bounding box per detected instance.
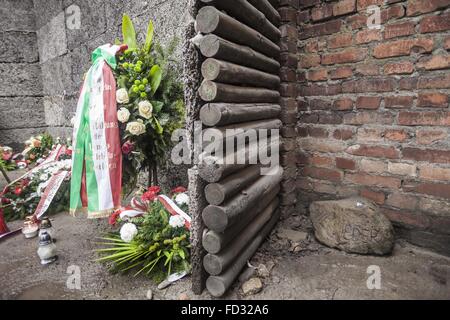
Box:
[39,173,49,181]
[175,193,189,206]
[120,223,138,243]
[169,215,185,229]
[116,88,129,104]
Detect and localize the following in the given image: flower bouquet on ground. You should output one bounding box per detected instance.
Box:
[95,186,191,283]
[0,142,73,222]
[21,133,54,164]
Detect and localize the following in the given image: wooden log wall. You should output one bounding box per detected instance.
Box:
[194,0,282,297]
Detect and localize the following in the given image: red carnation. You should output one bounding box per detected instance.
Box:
[147,186,161,194]
[14,187,22,196]
[65,148,73,156]
[171,186,187,194]
[1,197,10,205]
[141,191,157,202]
[121,141,134,155]
[109,210,121,226]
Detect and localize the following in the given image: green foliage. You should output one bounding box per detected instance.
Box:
[115,15,185,191]
[95,201,190,280]
[122,15,137,50]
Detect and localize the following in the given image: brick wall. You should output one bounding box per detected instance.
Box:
[296,0,450,255]
[0,0,44,150]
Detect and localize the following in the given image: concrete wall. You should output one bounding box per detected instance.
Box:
[33,0,191,139]
[295,0,450,255]
[0,0,44,150]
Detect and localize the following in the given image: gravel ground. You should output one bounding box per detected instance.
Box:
[1,211,449,300]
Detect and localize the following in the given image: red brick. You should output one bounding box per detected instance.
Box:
[418,73,450,89]
[342,78,395,93]
[383,61,414,74]
[356,96,381,109]
[311,4,333,22]
[304,40,318,53]
[333,128,354,140]
[355,29,382,44]
[336,157,356,169]
[280,83,297,97]
[303,167,343,183]
[300,138,347,153]
[344,112,393,125]
[347,14,367,29]
[385,129,409,142]
[381,5,406,23]
[299,0,321,9]
[308,126,329,137]
[416,129,447,145]
[385,96,414,109]
[280,7,298,23]
[419,13,450,33]
[298,54,321,68]
[309,99,331,110]
[297,10,311,25]
[417,93,449,108]
[361,188,385,204]
[382,209,430,229]
[357,128,384,143]
[281,52,298,67]
[399,111,450,126]
[333,98,353,110]
[300,20,342,40]
[355,64,379,76]
[357,0,384,10]
[310,155,334,167]
[419,166,450,181]
[322,48,367,65]
[403,181,450,199]
[417,55,450,70]
[360,158,387,173]
[373,39,434,58]
[445,36,450,50]
[388,162,417,176]
[386,193,418,210]
[407,0,450,16]
[306,69,328,81]
[345,173,401,188]
[328,33,353,49]
[280,67,296,82]
[399,77,418,90]
[319,112,343,124]
[403,148,450,164]
[329,66,353,79]
[384,22,416,39]
[333,0,357,16]
[346,144,400,159]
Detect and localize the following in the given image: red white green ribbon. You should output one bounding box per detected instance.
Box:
[35,170,70,220]
[70,44,125,219]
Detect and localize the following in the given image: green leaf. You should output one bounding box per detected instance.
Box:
[149,65,162,94]
[144,20,154,53]
[122,14,137,49]
[152,101,164,113]
[153,116,163,134]
[114,38,122,45]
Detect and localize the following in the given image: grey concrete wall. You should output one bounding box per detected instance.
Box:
[33,0,191,139]
[0,0,44,150]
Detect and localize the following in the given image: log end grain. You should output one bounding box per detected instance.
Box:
[199,103,222,126]
[202,205,228,232]
[199,34,221,58]
[205,182,226,205]
[206,276,227,298]
[203,253,223,276]
[197,6,220,34]
[199,80,217,102]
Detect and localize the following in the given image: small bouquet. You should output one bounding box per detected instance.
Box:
[96,186,191,282]
[22,133,54,164]
[0,144,72,222]
[0,146,16,172]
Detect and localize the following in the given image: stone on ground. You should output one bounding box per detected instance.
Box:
[310,198,394,255]
[241,277,263,296]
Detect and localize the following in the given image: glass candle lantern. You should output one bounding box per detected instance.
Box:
[37,231,57,265]
[39,218,55,240]
[22,219,39,239]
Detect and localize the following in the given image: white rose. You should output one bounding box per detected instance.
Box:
[126,120,146,136]
[138,101,153,119]
[169,215,185,229]
[117,108,130,123]
[175,193,189,206]
[120,223,138,243]
[39,173,49,182]
[116,88,129,104]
